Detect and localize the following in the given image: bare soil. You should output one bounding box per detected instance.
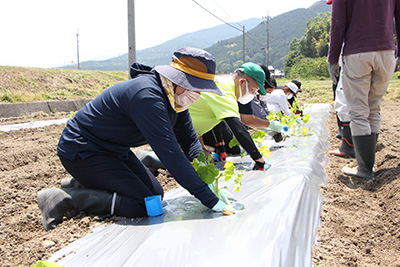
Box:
[0,102,399,266]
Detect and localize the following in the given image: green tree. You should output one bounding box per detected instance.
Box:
[305,12,331,57]
[285,12,331,77]
[287,57,330,79]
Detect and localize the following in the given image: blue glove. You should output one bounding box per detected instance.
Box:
[268,120,283,132]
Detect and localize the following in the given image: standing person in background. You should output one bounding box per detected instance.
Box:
[326,0,344,139]
[37,47,235,231]
[329,68,354,158]
[328,0,400,180]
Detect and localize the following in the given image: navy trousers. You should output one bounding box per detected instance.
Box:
[59,151,164,218]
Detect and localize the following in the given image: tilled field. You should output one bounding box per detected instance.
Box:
[0,102,399,266]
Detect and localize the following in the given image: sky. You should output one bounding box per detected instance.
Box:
[0,0,323,68]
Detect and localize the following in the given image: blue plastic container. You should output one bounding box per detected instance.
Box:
[144,195,163,216]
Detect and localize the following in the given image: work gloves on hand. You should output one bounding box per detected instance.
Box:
[209,184,236,214]
[268,120,283,132]
[215,144,227,161]
[329,63,340,85]
[218,152,227,161]
[213,150,227,162]
[395,57,400,72]
[252,161,265,171]
[212,200,236,214]
[209,184,232,204]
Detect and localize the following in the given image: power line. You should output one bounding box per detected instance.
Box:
[192,0,242,32]
[210,0,242,28]
[192,0,265,47]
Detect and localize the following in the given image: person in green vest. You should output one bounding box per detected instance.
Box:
[189,62,282,170]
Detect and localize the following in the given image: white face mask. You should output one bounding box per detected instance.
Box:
[175,89,201,110]
[238,80,254,105]
[286,93,293,100]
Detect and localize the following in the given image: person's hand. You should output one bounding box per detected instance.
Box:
[211,200,236,215]
[215,145,227,161]
[294,109,303,116]
[329,63,340,85]
[208,184,233,204]
[218,152,227,161]
[395,57,400,72]
[253,161,265,171]
[212,151,226,162]
[268,120,283,132]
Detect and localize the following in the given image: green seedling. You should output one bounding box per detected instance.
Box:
[191,152,244,202]
[267,100,313,136]
[228,130,271,158]
[251,130,266,145]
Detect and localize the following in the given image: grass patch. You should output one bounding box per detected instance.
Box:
[1,66,399,104]
[275,77,400,104]
[0,66,128,103]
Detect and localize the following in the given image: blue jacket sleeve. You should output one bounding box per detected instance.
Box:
[173,109,203,161]
[129,89,218,209]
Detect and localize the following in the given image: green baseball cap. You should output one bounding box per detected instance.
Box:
[240,62,267,95]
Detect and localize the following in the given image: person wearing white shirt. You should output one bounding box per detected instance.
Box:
[264,81,300,116]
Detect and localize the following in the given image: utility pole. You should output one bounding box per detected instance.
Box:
[128,0,136,78]
[262,14,270,67]
[242,26,245,63]
[266,13,270,67]
[76,30,80,70]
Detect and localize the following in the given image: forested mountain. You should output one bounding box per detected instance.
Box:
[58,18,262,71]
[59,1,330,73]
[206,1,330,72]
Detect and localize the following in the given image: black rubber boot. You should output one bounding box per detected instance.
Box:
[342,134,377,180]
[60,177,83,188]
[136,150,165,176]
[37,188,120,231]
[329,121,354,157]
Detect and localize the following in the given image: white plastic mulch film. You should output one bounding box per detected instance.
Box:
[0,118,69,132]
[48,103,331,267]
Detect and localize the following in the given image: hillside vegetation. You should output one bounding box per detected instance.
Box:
[59,1,330,72]
[207,1,331,73]
[1,66,399,104]
[0,66,128,103]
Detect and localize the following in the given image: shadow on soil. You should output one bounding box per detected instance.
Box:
[337,163,400,191]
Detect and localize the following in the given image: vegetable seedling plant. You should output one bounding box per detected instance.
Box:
[228,130,271,159]
[267,100,313,136]
[191,152,244,202]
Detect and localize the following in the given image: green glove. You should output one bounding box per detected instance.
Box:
[268,120,283,132]
[211,200,236,214]
[208,184,233,205]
